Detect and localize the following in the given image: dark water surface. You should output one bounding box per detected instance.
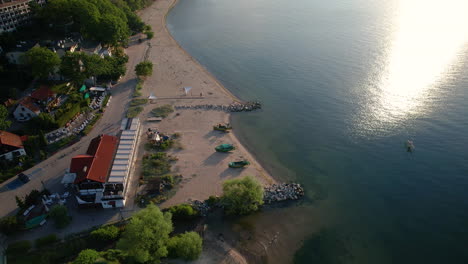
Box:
[167,0,468,263]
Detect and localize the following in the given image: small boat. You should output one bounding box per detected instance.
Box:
[405,140,415,152]
[215,144,235,152]
[213,123,232,132]
[228,160,250,168]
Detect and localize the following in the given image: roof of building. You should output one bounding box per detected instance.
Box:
[0,130,24,149]
[31,85,55,101]
[18,97,41,113]
[71,135,118,184]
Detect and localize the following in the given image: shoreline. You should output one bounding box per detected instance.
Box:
[136,0,277,207]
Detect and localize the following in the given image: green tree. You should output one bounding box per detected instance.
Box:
[117,203,173,263]
[25,46,61,79]
[0,215,20,235]
[0,105,11,130]
[168,204,199,220]
[221,176,264,215]
[49,205,71,228]
[135,61,153,77]
[91,225,120,241]
[73,249,100,264]
[60,52,87,84]
[167,232,203,261]
[15,195,25,209]
[98,14,129,46]
[146,31,154,39]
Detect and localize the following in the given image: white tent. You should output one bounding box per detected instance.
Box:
[183,87,192,95]
[148,93,157,100]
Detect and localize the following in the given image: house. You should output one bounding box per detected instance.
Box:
[30,85,56,105]
[66,118,140,208]
[52,37,81,58]
[79,40,112,58]
[13,96,40,121]
[0,130,27,161]
[5,41,39,65]
[0,0,46,34]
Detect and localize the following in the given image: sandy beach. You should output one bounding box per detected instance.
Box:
[135,0,276,208]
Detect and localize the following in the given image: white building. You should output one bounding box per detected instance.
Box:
[0,0,46,34]
[13,96,40,122]
[0,130,26,161]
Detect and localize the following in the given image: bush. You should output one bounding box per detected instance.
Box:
[221,176,264,215]
[0,215,20,235]
[135,61,153,77]
[7,240,31,255]
[206,195,221,207]
[168,232,203,260]
[91,225,120,242]
[133,90,142,97]
[73,249,99,264]
[130,98,148,106]
[35,234,58,248]
[126,106,143,118]
[151,105,174,118]
[146,31,154,39]
[49,205,71,228]
[101,94,111,108]
[167,204,199,220]
[55,103,81,127]
[100,249,125,262]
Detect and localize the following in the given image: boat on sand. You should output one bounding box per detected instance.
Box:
[215,144,235,152]
[228,160,250,168]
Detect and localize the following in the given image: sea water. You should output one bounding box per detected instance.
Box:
[167,0,468,263]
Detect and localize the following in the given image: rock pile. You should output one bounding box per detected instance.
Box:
[188,199,211,217]
[263,183,304,204]
[174,101,262,112]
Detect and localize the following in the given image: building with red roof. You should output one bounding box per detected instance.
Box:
[70,134,118,188]
[0,130,27,161]
[30,85,56,103]
[65,118,141,209]
[13,96,41,122]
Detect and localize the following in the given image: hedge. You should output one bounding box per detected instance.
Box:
[35,234,58,248]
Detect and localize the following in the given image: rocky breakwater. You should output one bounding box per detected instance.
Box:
[174,101,262,112]
[263,183,304,204]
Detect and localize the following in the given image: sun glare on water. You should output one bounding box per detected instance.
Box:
[356,0,468,137]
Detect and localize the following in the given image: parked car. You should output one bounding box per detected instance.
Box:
[18,173,30,183]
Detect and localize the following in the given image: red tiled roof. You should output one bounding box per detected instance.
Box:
[72,135,118,183]
[0,131,24,149]
[31,85,55,101]
[18,97,41,113]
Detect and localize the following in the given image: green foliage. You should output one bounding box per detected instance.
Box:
[24,189,42,206]
[126,106,143,118]
[25,46,61,79]
[40,0,131,46]
[73,249,100,264]
[15,195,26,209]
[35,234,58,248]
[100,249,125,262]
[167,204,199,220]
[132,90,142,97]
[60,52,88,84]
[6,240,31,256]
[28,113,59,133]
[145,31,154,39]
[142,152,173,179]
[206,195,221,207]
[0,215,20,235]
[49,205,71,228]
[151,105,174,118]
[0,105,12,130]
[221,176,264,215]
[117,203,173,263]
[135,61,153,77]
[55,102,81,127]
[129,98,148,106]
[91,225,120,242]
[167,232,203,261]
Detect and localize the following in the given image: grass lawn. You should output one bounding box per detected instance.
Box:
[126,106,143,118]
[151,105,174,118]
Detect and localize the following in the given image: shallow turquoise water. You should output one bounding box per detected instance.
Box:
[167,0,468,263]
